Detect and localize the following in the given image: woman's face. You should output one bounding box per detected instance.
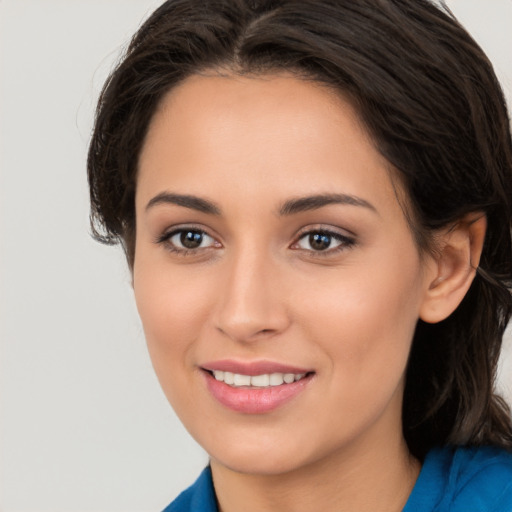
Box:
[134,74,435,475]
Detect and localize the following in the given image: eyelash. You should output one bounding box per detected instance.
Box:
[155,227,219,256]
[155,227,356,257]
[292,229,356,256]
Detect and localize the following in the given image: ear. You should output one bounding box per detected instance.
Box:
[419,213,486,324]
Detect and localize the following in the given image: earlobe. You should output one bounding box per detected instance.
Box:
[419,213,486,324]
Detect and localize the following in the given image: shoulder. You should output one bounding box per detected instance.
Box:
[162,467,218,512]
[448,445,512,511]
[404,445,512,512]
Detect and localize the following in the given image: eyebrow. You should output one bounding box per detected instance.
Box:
[145,191,377,217]
[145,192,221,215]
[279,193,378,216]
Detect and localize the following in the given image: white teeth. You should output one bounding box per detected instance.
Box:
[269,373,284,386]
[233,373,251,386]
[251,374,270,387]
[211,371,307,388]
[213,370,224,381]
[283,373,295,384]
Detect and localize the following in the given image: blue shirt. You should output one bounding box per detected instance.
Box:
[163,446,512,511]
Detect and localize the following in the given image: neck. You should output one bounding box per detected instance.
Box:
[210,428,420,512]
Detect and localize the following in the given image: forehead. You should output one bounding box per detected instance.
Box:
[136,73,402,218]
[141,73,362,164]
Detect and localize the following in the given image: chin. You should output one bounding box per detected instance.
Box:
[212,450,307,476]
[203,428,331,477]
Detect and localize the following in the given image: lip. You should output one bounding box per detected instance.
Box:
[200,359,314,414]
[201,359,312,375]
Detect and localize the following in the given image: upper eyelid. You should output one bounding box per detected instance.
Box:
[294,232,354,245]
[293,224,356,240]
[297,230,351,241]
[157,224,216,241]
[170,229,214,240]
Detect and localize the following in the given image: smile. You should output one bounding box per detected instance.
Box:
[201,362,315,414]
[211,370,307,388]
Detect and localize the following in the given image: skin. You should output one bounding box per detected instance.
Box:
[133,74,485,512]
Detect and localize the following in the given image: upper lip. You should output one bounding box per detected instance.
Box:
[200,359,313,375]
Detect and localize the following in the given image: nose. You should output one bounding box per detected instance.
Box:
[214,247,291,343]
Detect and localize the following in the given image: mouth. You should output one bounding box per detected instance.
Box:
[200,361,315,414]
[204,369,311,388]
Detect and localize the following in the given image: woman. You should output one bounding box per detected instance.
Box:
[87,0,512,510]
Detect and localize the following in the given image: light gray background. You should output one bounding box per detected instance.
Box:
[1,1,511,511]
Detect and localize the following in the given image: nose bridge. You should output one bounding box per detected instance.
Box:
[215,240,288,342]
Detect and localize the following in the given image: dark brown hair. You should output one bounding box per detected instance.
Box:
[88,0,512,460]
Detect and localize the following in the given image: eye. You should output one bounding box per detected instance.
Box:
[157,228,219,253]
[293,230,355,253]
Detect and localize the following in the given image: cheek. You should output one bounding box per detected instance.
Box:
[301,245,424,401]
[132,264,216,426]
[132,256,212,377]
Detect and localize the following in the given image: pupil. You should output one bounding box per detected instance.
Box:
[181,231,203,249]
[310,233,331,251]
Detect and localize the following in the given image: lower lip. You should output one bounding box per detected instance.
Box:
[203,371,313,414]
